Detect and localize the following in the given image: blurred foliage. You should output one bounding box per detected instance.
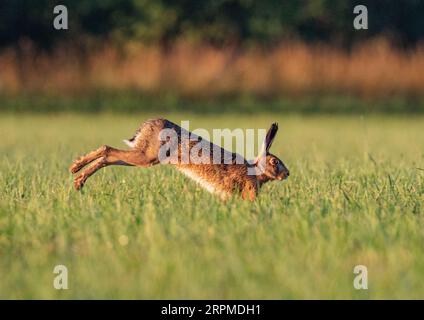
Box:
[1,0,424,49]
[2,92,424,113]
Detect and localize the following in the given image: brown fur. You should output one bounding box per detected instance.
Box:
[69,118,289,200]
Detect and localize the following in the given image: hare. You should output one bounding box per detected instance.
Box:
[69,118,289,200]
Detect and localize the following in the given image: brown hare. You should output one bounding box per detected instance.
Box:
[69,118,289,200]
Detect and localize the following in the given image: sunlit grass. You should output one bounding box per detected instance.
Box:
[0,113,423,298]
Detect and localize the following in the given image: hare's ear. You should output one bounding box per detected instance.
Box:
[259,123,278,156]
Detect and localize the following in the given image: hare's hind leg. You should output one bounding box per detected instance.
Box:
[70,145,109,174]
[72,146,158,190]
[73,156,108,190]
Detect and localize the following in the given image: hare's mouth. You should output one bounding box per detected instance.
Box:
[276,172,289,181]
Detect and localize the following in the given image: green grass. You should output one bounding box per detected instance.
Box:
[0,112,423,299]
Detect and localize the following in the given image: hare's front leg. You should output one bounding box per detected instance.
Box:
[241,181,258,201]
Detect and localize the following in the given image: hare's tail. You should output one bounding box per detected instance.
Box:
[123,118,167,149]
[123,138,135,148]
[123,127,142,148]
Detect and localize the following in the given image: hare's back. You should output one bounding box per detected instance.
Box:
[125,118,181,150]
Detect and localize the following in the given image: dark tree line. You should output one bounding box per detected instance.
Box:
[1,0,423,49]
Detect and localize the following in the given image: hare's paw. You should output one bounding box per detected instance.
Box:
[69,157,86,174]
[73,174,87,190]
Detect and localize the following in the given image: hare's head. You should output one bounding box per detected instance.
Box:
[255,123,289,182]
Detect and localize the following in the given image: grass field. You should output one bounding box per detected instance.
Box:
[0,112,423,299]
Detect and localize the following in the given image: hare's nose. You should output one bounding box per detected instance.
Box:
[286,171,290,176]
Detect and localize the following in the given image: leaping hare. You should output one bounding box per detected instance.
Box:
[69,118,289,200]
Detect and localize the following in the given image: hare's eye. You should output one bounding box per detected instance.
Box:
[270,158,278,165]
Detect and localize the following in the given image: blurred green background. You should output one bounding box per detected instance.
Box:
[0,0,424,113]
[2,0,424,48]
